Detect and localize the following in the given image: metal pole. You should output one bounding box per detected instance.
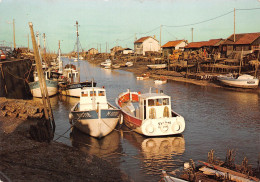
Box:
[13,19,16,49]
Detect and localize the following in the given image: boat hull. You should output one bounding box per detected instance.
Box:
[147,64,167,69]
[29,80,58,98]
[218,78,259,88]
[71,103,121,138]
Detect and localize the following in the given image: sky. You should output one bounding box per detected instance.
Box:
[0,0,260,53]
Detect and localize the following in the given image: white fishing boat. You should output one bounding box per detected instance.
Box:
[217,74,259,89]
[154,77,167,84]
[69,86,121,138]
[147,64,167,69]
[115,89,185,136]
[100,59,112,67]
[112,64,120,69]
[29,70,58,98]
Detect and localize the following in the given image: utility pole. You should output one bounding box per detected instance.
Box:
[160,25,162,52]
[28,34,30,52]
[13,19,16,49]
[43,33,46,62]
[234,8,236,42]
[28,22,55,141]
[191,28,194,42]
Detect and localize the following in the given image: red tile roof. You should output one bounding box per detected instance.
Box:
[161,40,185,48]
[222,32,260,45]
[134,36,158,43]
[204,39,224,46]
[185,41,207,48]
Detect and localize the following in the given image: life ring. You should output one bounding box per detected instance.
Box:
[160,123,169,133]
[172,117,182,132]
[145,124,155,134]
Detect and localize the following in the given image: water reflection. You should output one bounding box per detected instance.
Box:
[123,131,185,175]
[70,127,121,159]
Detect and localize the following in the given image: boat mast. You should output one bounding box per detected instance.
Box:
[76,21,80,83]
[58,40,62,74]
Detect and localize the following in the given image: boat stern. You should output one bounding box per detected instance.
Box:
[140,116,185,136]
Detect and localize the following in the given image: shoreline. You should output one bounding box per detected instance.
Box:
[88,59,260,93]
[0,98,132,182]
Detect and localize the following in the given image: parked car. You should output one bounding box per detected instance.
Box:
[0,50,7,60]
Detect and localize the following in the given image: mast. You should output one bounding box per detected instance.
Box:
[58,40,62,74]
[13,19,16,49]
[76,21,80,83]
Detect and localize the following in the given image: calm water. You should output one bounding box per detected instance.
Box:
[38,59,260,181]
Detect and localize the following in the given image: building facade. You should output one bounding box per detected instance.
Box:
[134,36,160,55]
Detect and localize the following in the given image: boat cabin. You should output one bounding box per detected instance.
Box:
[63,67,79,83]
[79,87,108,111]
[136,93,172,120]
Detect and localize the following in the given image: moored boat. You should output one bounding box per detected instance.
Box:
[115,89,185,137]
[100,59,112,67]
[70,86,121,138]
[154,76,167,84]
[217,74,259,89]
[147,64,167,69]
[162,170,188,182]
[125,61,133,67]
[136,73,149,80]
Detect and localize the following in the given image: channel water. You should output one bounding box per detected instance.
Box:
[35,59,260,181]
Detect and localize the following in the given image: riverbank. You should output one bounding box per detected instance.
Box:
[0,98,132,182]
[88,58,260,92]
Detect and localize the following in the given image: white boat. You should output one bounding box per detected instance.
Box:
[29,70,58,98]
[100,59,112,67]
[112,64,120,69]
[125,61,133,67]
[79,56,84,60]
[147,64,167,69]
[162,171,188,182]
[217,74,259,89]
[115,89,185,137]
[154,77,167,84]
[69,86,121,138]
[136,73,149,80]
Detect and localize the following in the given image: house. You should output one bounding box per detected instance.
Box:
[88,48,98,55]
[161,40,187,58]
[123,48,134,55]
[134,36,160,55]
[110,46,123,56]
[221,32,260,56]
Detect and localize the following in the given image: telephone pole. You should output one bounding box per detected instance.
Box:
[160,25,162,51]
[13,19,16,49]
[234,8,236,42]
[191,28,194,42]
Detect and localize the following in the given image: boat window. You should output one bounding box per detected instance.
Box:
[162,98,169,105]
[81,91,88,97]
[149,108,156,119]
[156,99,162,106]
[90,91,96,96]
[98,91,105,96]
[163,106,170,117]
[148,99,155,106]
[68,73,72,78]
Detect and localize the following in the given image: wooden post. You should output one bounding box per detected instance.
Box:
[255,51,259,78]
[0,64,8,95]
[239,48,243,75]
[28,22,55,139]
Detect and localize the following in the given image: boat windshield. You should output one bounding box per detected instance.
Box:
[148,98,169,106]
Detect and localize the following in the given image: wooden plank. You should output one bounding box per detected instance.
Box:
[199,161,259,182]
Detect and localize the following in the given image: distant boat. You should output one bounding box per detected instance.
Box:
[69,86,121,138]
[100,59,112,67]
[147,64,167,69]
[112,64,120,69]
[125,61,133,67]
[154,77,167,84]
[115,89,185,137]
[217,74,259,89]
[29,69,58,98]
[136,73,149,80]
[79,56,84,60]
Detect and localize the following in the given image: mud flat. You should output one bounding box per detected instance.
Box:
[0,98,131,182]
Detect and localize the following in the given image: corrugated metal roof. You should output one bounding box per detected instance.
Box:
[161,40,185,48]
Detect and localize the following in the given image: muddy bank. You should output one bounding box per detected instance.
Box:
[88,58,260,92]
[0,98,132,182]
